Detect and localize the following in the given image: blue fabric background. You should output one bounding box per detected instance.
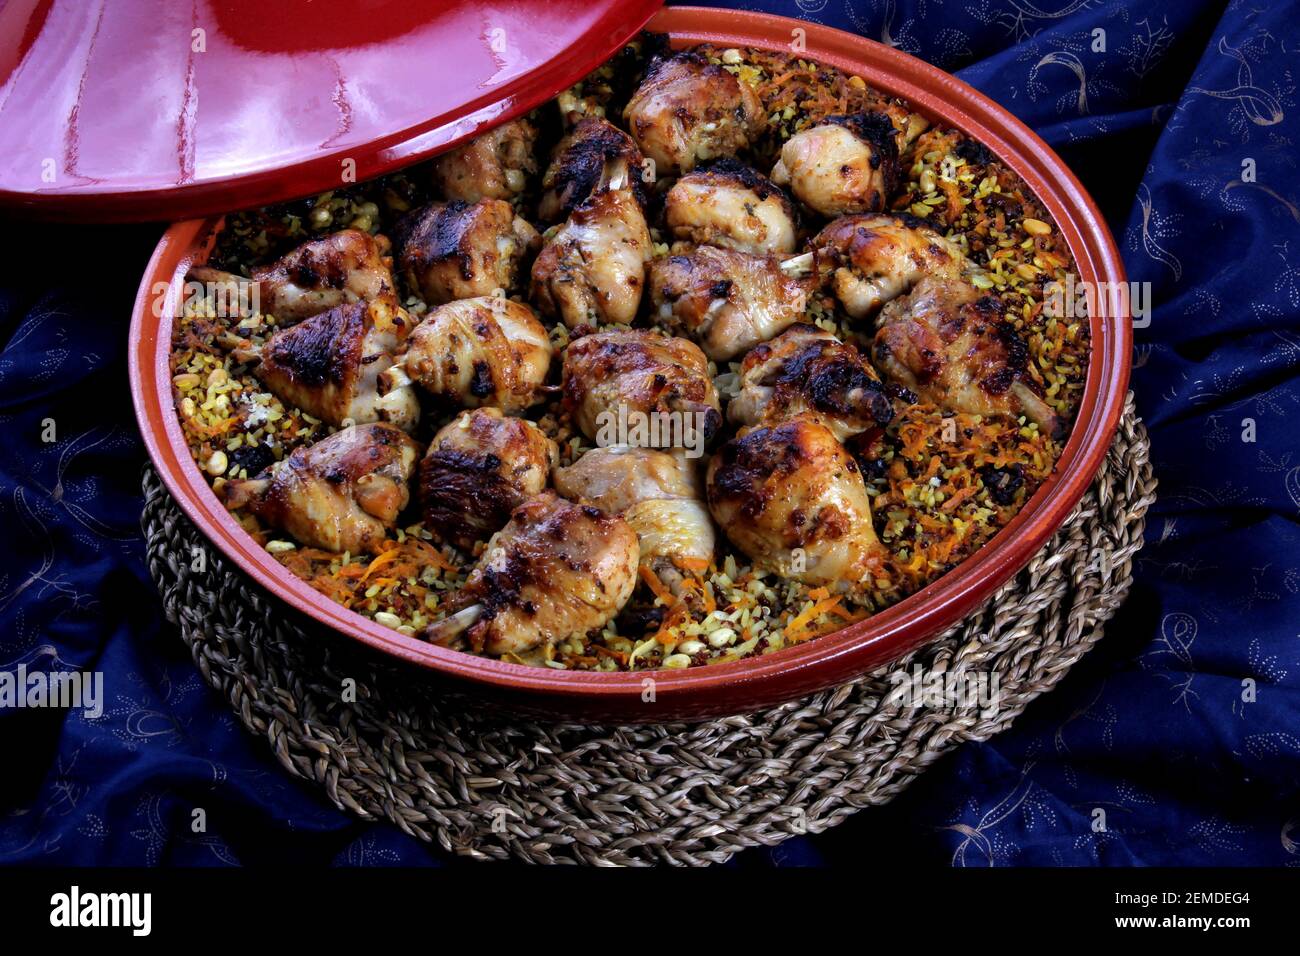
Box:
[2,0,1298,866]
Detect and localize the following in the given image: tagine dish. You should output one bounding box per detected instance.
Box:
[168,35,1088,672]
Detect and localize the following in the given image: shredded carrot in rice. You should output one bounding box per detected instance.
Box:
[785,595,845,642]
[674,555,711,573]
[638,564,673,605]
[362,546,402,581]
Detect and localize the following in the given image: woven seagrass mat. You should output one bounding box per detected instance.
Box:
[140,391,1155,865]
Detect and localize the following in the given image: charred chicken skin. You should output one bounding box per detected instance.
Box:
[531,188,652,328]
[770,113,901,217]
[419,408,556,551]
[562,328,722,448]
[707,415,888,590]
[623,51,765,177]
[383,296,552,413]
[538,117,647,223]
[728,324,894,442]
[875,277,1063,436]
[432,117,539,203]
[648,245,808,361]
[663,159,797,255]
[396,199,540,304]
[223,422,420,554]
[190,229,398,325]
[426,491,640,656]
[237,298,419,432]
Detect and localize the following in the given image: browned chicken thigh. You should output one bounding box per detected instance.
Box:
[190,229,398,325]
[664,159,796,255]
[727,324,894,441]
[562,328,722,449]
[623,51,765,176]
[396,199,540,304]
[770,113,901,217]
[707,415,889,590]
[235,298,420,431]
[808,213,968,318]
[875,277,1063,436]
[555,445,715,593]
[223,422,420,554]
[419,408,556,551]
[531,188,652,328]
[382,296,552,413]
[426,491,640,656]
[648,245,808,361]
[538,116,646,222]
[432,117,538,203]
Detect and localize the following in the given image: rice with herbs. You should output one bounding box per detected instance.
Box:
[170,37,1087,671]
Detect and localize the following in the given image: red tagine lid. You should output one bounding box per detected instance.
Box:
[0,0,663,222]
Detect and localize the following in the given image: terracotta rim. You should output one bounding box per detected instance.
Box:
[129,6,1131,715]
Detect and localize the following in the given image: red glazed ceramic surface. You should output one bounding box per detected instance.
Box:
[0,0,662,221]
[129,7,1132,722]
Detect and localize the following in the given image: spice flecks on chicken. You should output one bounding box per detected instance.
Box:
[223,422,420,554]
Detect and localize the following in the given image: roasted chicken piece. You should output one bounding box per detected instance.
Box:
[875,277,1063,436]
[538,117,646,223]
[395,199,540,304]
[862,100,930,153]
[562,328,722,450]
[728,325,894,441]
[432,117,538,203]
[382,296,551,413]
[770,113,901,217]
[555,444,701,513]
[707,415,888,590]
[808,213,968,319]
[555,445,715,593]
[189,229,398,325]
[530,188,652,328]
[420,408,556,551]
[623,51,764,177]
[224,422,420,554]
[664,159,796,255]
[648,245,807,361]
[425,491,639,656]
[234,298,419,431]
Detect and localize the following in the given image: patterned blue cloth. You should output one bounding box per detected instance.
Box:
[2,0,1297,866]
